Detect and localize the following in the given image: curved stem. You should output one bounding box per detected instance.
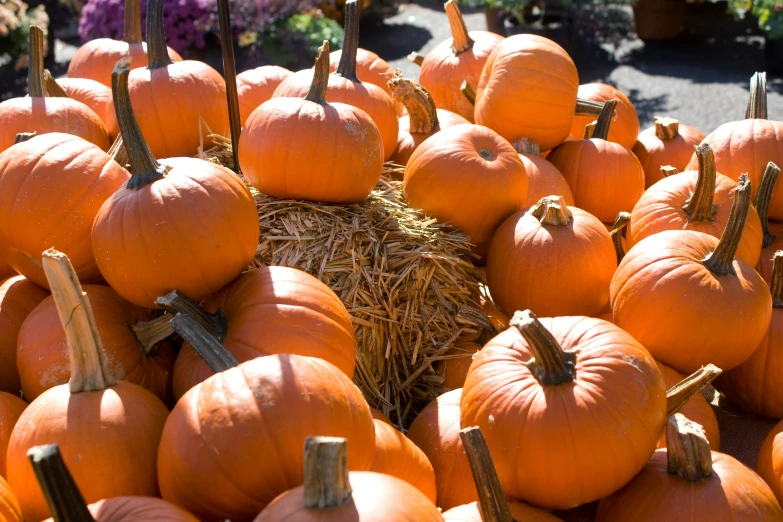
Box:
[655,117,680,140]
[28,444,96,522]
[303,437,352,509]
[130,314,174,355]
[583,121,596,139]
[661,165,679,178]
[445,0,474,54]
[666,364,721,418]
[123,0,142,44]
[510,310,576,386]
[155,290,228,341]
[14,132,37,144]
[702,174,751,277]
[771,251,783,308]
[28,26,46,98]
[42,249,116,393]
[112,58,167,189]
[745,72,767,120]
[591,99,617,141]
[408,52,424,66]
[460,427,514,522]
[682,144,717,222]
[306,41,331,105]
[575,98,604,117]
[389,71,439,134]
[531,196,573,226]
[754,162,781,249]
[461,80,476,105]
[145,0,173,69]
[666,414,713,481]
[611,212,631,264]
[512,138,540,156]
[334,0,360,82]
[170,313,238,373]
[44,70,69,97]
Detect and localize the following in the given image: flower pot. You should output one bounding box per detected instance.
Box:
[633,0,685,41]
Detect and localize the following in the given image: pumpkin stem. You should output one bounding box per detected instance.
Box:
[445,0,474,54]
[461,80,476,106]
[123,0,142,44]
[170,313,238,372]
[665,364,722,418]
[654,117,680,140]
[682,144,718,222]
[702,174,752,277]
[530,196,573,226]
[770,251,783,308]
[408,51,424,66]
[155,290,228,341]
[112,58,168,189]
[41,249,116,393]
[28,444,96,522]
[745,72,767,120]
[666,413,713,481]
[108,133,128,167]
[27,26,46,98]
[754,162,781,249]
[575,98,604,117]
[460,427,514,522]
[611,212,631,264]
[389,70,439,134]
[130,314,174,355]
[583,121,596,139]
[510,310,576,386]
[303,436,353,509]
[145,0,173,69]
[305,41,331,105]
[661,165,679,178]
[43,70,69,97]
[14,132,36,144]
[334,0,361,82]
[591,99,618,141]
[511,138,540,156]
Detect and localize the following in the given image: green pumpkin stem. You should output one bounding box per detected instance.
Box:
[655,117,680,140]
[334,0,361,82]
[531,196,573,226]
[575,98,604,117]
[389,70,439,134]
[682,144,718,222]
[702,174,752,277]
[306,41,331,105]
[754,162,781,249]
[28,26,46,98]
[665,364,722,418]
[155,290,228,341]
[745,72,767,120]
[123,0,142,44]
[666,414,714,481]
[460,427,514,522]
[303,437,353,509]
[611,212,631,264]
[445,0,474,54]
[145,0,173,69]
[591,99,618,141]
[461,80,476,106]
[28,444,96,522]
[510,310,576,386]
[130,314,174,355]
[770,251,783,308]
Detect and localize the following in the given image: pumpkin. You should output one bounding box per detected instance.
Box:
[570,83,639,149]
[627,143,763,267]
[0,263,15,282]
[0,393,26,478]
[612,175,772,373]
[370,408,392,425]
[126,0,228,158]
[407,389,476,510]
[474,34,578,150]
[50,76,119,140]
[170,266,356,399]
[158,353,376,521]
[597,414,783,521]
[239,41,383,203]
[255,436,443,522]
[758,418,783,505]
[0,277,48,394]
[754,162,783,285]
[460,311,667,509]
[6,250,169,522]
[236,65,293,126]
[91,59,258,309]
[0,133,128,288]
[514,139,574,207]
[389,72,469,167]
[657,363,720,450]
[443,502,562,522]
[0,476,21,522]
[609,212,631,265]
[434,341,481,390]
[548,100,645,223]
[418,0,503,122]
[0,27,109,154]
[273,3,398,160]
[633,117,705,188]
[371,419,437,502]
[403,124,527,261]
[329,47,395,96]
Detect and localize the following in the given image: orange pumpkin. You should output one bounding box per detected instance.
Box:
[758,418,783,505]
[0,133,128,288]
[627,144,763,267]
[91,59,258,308]
[53,77,119,139]
[403,124,527,261]
[756,163,783,285]
[548,100,645,223]
[171,266,356,399]
[633,117,705,187]
[0,475,21,522]
[6,250,169,522]
[0,393,26,478]
[443,501,563,522]
[656,363,720,450]
[370,407,392,425]
[371,419,437,502]
[0,27,109,154]
[475,34,578,150]
[514,139,574,207]
[274,4,398,160]
[571,83,639,149]
[611,176,772,374]
[329,47,395,96]
[46,497,199,522]
[239,41,383,203]
[418,0,503,122]
[460,311,667,509]
[236,65,293,126]
[0,262,15,282]
[597,414,783,521]
[487,196,616,319]
[434,341,480,390]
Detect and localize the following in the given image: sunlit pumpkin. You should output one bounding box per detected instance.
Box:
[571,83,639,149]
[370,419,437,502]
[633,117,705,187]
[514,138,574,207]
[237,65,293,126]
[0,393,26,478]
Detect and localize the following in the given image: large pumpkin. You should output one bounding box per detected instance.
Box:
[0,277,48,394]
[571,83,639,149]
[91,59,258,309]
[475,34,578,150]
[51,76,119,139]
[6,251,169,522]
[403,124,527,261]
[0,393,26,478]
[0,476,21,522]
[657,363,720,450]
[236,65,293,126]
[371,419,437,502]
[633,117,705,187]
[239,41,383,203]
[434,341,481,390]
[627,143,763,267]
[460,311,667,509]
[329,47,395,96]
[611,176,772,374]
[515,139,574,207]
[486,196,616,319]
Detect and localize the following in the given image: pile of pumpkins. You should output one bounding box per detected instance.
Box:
[3,0,783,519]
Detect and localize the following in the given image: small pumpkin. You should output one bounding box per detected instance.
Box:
[754,162,783,285]
[657,363,720,450]
[514,139,574,207]
[633,117,705,188]
[236,65,293,126]
[434,341,480,390]
[570,83,639,149]
[0,393,26,478]
[49,76,119,140]
[371,419,437,502]
[0,475,21,522]
[329,47,395,96]
[611,175,772,374]
[239,41,383,203]
[418,0,503,122]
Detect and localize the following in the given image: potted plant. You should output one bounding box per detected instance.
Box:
[728,0,783,73]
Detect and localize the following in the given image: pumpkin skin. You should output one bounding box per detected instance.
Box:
[633,119,705,187]
[520,153,575,207]
[158,355,376,521]
[0,393,26,478]
[0,476,21,522]
[370,407,392,425]
[571,83,640,149]
[329,48,395,95]
[460,316,667,509]
[0,134,129,288]
[655,363,719,450]
[0,277,48,395]
[67,40,182,87]
[172,266,356,399]
[758,420,783,505]
[407,389,476,510]
[43,496,198,522]
[236,65,293,126]
[403,124,528,261]
[371,419,437,502]
[0,263,15,282]
[55,77,119,139]
[434,341,480,390]
[254,471,444,522]
[393,109,469,166]
[442,501,563,522]
[475,35,579,150]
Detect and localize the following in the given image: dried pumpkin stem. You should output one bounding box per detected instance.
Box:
[665,364,722,418]
[461,80,476,106]
[682,144,718,222]
[28,444,96,522]
[591,99,618,141]
[14,132,36,144]
[123,0,142,44]
[408,52,424,66]
[654,117,679,140]
[531,196,573,226]
[575,98,604,117]
[661,165,679,177]
[145,0,173,69]
[306,41,331,105]
[512,138,540,156]
[745,72,767,120]
[155,290,228,341]
[108,133,128,167]
[44,70,69,98]
[42,249,116,393]
[130,314,175,355]
[216,0,242,173]
[335,0,361,82]
[611,212,631,264]
[703,174,752,277]
[170,313,238,372]
[445,0,474,54]
[754,162,781,248]
[510,310,576,385]
[28,26,46,98]
[460,427,514,522]
[583,122,596,139]
[303,436,353,509]
[666,413,713,481]
[771,251,783,308]
[389,71,439,134]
